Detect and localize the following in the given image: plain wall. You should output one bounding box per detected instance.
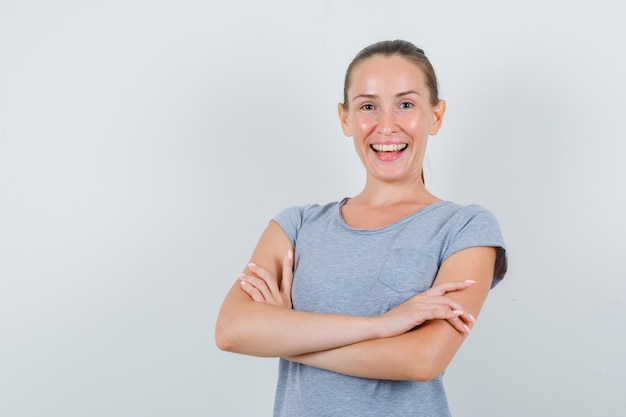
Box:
[1,0,625,416]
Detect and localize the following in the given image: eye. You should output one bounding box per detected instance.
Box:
[360,103,375,111]
[399,101,414,109]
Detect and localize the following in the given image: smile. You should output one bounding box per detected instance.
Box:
[370,143,408,152]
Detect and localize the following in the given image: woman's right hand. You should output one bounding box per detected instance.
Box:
[238,250,294,309]
[376,280,476,338]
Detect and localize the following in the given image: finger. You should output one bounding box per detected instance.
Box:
[247,263,281,295]
[424,280,475,296]
[412,294,467,313]
[423,307,469,330]
[446,316,471,334]
[431,280,475,294]
[459,311,476,325]
[429,299,475,328]
[239,272,273,301]
[426,295,475,325]
[240,280,266,302]
[281,250,294,296]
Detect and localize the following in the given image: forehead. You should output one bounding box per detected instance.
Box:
[349,55,428,94]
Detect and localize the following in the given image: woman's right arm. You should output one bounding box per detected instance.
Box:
[215,221,383,357]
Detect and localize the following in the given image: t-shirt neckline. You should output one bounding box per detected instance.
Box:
[337,197,451,233]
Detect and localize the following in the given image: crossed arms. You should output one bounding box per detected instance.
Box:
[215,221,496,381]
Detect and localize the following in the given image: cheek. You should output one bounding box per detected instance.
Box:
[402,114,431,135]
[399,113,421,128]
[352,115,376,137]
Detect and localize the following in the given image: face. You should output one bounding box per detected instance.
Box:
[338,55,446,185]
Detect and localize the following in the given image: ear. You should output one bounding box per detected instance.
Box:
[337,103,352,137]
[428,99,446,135]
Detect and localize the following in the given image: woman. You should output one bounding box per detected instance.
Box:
[215,39,507,417]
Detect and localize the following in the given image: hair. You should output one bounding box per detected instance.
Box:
[341,39,440,109]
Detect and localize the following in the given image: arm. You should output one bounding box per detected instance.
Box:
[215,221,474,358]
[285,246,497,381]
[215,221,380,357]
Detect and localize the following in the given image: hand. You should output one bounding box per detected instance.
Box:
[377,280,476,337]
[239,250,294,309]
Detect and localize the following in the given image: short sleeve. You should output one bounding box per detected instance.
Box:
[443,205,508,288]
[271,205,308,249]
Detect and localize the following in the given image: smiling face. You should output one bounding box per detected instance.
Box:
[339,54,446,185]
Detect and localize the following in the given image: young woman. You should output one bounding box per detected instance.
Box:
[215,39,507,417]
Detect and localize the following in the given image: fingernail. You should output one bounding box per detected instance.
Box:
[452,310,463,315]
[238,273,245,279]
[469,314,476,323]
[248,263,256,268]
[464,324,471,333]
[464,279,476,284]
[287,250,293,259]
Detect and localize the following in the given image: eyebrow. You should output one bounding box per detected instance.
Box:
[351,90,422,101]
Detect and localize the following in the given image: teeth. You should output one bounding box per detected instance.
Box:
[371,143,408,152]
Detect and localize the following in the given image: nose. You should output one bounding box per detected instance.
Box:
[377,106,397,135]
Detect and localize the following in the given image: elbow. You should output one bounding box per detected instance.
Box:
[215,328,233,352]
[214,315,239,352]
[408,364,444,382]
[215,302,275,356]
[405,349,448,382]
[215,299,256,353]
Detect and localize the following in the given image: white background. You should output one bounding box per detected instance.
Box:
[1,1,625,416]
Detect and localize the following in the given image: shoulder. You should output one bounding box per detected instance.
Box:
[428,202,502,232]
[453,203,501,231]
[273,200,342,224]
[271,199,343,245]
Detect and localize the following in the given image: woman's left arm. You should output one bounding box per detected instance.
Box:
[284,246,497,381]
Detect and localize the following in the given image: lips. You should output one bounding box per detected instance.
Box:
[369,143,408,162]
[370,143,408,152]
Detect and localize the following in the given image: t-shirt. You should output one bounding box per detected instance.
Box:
[272,198,507,417]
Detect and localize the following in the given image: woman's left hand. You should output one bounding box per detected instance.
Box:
[239,250,294,309]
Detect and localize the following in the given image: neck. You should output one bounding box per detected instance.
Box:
[352,174,440,207]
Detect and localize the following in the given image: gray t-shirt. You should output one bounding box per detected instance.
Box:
[272,199,507,417]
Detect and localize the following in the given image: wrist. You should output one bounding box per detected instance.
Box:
[369,315,387,339]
